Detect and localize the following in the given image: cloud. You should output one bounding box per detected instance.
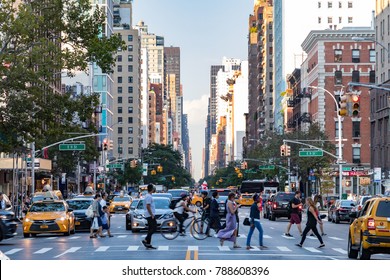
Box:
[184,95,209,126]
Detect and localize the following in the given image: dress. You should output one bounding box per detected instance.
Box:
[217,200,237,242]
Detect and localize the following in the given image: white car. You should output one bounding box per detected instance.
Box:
[125,197,174,233]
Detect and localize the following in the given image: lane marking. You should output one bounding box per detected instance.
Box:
[194,250,199,260]
[117,235,127,238]
[329,237,343,241]
[303,247,321,253]
[46,237,58,240]
[95,246,109,252]
[54,247,81,258]
[282,235,295,240]
[34,248,52,254]
[263,235,272,239]
[158,246,169,251]
[218,246,231,251]
[69,236,80,239]
[276,246,291,252]
[127,246,139,251]
[237,234,247,238]
[270,227,275,230]
[188,246,198,250]
[4,249,23,255]
[185,250,191,260]
[332,248,347,254]
[307,236,317,240]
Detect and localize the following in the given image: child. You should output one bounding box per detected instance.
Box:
[101,206,113,237]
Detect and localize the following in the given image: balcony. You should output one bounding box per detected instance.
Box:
[287,120,296,128]
[287,98,294,107]
[297,88,312,99]
[299,113,312,123]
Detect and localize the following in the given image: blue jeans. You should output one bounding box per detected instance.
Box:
[246,220,263,246]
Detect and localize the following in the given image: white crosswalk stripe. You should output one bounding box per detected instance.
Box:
[127,246,139,251]
[276,246,291,252]
[54,247,81,258]
[329,237,343,241]
[332,248,347,254]
[303,247,321,253]
[95,246,110,252]
[117,235,127,238]
[188,246,198,250]
[282,235,295,239]
[34,248,52,254]
[46,237,58,240]
[218,246,231,251]
[306,236,317,240]
[263,235,272,239]
[69,236,81,239]
[158,246,169,251]
[4,249,23,255]
[237,234,247,238]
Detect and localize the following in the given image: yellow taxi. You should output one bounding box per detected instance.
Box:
[109,195,132,213]
[348,197,390,259]
[23,198,75,238]
[31,190,63,203]
[236,193,254,206]
[190,193,203,207]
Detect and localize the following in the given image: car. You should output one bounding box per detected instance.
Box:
[23,198,75,237]
[348,197,390,259]
[190,193,203,207]
[329,199,355,223]
[217,195,228,218]
[235,193,254,207]
[125,199,140,230]
[152,193,173,201]
[0,208,18,242]
[207,189,233,199]
[268,192,297,221]
[31,191,63,203]
[324,195,339,208]
[109,195,132,213]
[350,196,372,223]
[125,197,173,232]
[66,196,94,231]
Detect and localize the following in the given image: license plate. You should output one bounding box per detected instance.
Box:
[117,207,123,210]
[40,225,48,229]
[75,222,80,225]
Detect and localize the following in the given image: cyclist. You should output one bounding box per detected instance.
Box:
[174,193,196,236]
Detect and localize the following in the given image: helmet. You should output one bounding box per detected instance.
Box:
[201,191,208,196]
[180,193,188,199]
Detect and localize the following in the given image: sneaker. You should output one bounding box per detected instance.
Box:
[246,246,254,250]
[141,240,149,248]
[260,245,268,249]
[318,243,325,248]
[285,233,293,237]
[148,245,157,250]
[295,244,302,247]
[233,244,241,249]
[321,233,327,236]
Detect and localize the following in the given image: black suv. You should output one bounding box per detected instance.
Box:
[0,209,18,242]
[269,192,297,221]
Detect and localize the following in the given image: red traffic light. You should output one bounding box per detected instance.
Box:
[351,95,360,102]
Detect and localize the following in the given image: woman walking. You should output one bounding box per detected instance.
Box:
[296,197,325,248]
[246,193,267,250]
[217,192,241,248]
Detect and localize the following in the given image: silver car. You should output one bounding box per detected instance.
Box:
[125,197,174,233]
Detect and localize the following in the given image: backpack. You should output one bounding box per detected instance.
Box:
[169,199,178,210]
[85,205,94,218]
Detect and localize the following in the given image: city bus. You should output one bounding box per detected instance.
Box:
[239,179,279,194]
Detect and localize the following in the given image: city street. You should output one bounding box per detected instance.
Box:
[1,207,389,260]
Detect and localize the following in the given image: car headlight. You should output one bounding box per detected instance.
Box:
[125,204,130,208]
[24,217,33,222]
[55,217,66,221]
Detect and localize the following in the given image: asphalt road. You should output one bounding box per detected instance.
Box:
[1,206,389,260]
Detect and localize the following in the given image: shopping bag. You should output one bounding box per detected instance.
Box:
[91,217,99,230]
[86,205,94,218]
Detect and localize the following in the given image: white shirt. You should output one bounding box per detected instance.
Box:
[143,193,155,218]
[174,200,185,214]
[100,199,107,208]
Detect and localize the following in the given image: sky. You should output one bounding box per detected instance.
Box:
[132,0,254,181]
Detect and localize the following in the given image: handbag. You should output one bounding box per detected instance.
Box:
[85,205,94,218]
[243,217,251,226]
[91,217,99,230]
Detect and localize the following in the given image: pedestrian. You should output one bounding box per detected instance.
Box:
[100,192,107,208]
[142,184,157,249]
[90,193,105,238]
[217,192,241,248]
[101,206,113,237]
[206,191,222,235]
[246,193,267,250]
[285,190,303,237]
[173,193,196,236]
[296,197,325,248]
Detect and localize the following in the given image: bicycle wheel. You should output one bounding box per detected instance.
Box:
[160,219,180,240]
[190,218,209,240]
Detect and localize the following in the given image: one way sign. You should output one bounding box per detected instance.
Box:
[351,166,365,171]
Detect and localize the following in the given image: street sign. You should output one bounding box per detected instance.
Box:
[343,167,351,171]
[351,166,365,171]
[259,165,275,170]
[59,143,86,151]
[106,163,123,169]
[142,163,148,176]
[299,149,323,157]
[27,159,40,169]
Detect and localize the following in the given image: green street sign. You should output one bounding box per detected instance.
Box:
[299,149,323,157]
[343,167,352,171]
[259,165,275,170]
[106,163,123,169]
[59,143,86,151]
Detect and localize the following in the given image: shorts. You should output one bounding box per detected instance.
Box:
[102,223,109,230]
[289,213,301,224]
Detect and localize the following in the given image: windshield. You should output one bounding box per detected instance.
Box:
[376,201,390,217]
[113,197,131,202]
[67,200,92,210]
[154,199,170,209]
[168,190,188,197]
[276,193,295,202]
[340,200,355,207]
[29,202,65,212]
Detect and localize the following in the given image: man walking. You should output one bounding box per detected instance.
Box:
[285,190,303,237]
[206,191,221,235]
[142,184,157,249]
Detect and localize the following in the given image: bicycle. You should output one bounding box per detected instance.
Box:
[160,208,209,240]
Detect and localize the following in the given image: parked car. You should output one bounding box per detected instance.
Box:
[329,199,355,223]
[0,207,18,242]
[269,192,296,221]
[125,197,173,233]
[349,196,372,223]
[348,197,390,259]
[66,196,94,231]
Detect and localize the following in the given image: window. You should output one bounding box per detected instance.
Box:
[352,49,360,62]
[352,70,360,82]
[128,117,133,124]
[335,70,342,84]
[128,65,133,72]
[117,55,122,62]
[118,147,123,154]
[117,77,122,83]
[369,49,376,62]
[118,87,122,94]
[128,86,133,93]
[352,147,361,164]
[348,1,353,8]
[369,70,375,83]
[118,117,122,124]
[118,96,122,104]
[128,96,133,103]
[128,107,133,113]
[128,137,133,144]
[127,45,133,51]
[338,1,342,8]
[328,2,332,8]
[118,127,123,134]
[128,147,134,154]
[128,55,133,62]
[318,2,321,8]
[269,110,273,118]
[118,107,122,114]
[318,17,322,24]
[334,49,342,62]
[339,17,342,23]
[128,127,133,134]
[269,97,273,106]
[348,17,353,23]
[117,65,122,72]
[128,76,133,83]
[352,121,360,138]
[335,121,343,138]
[127,35,133,41]
[118,137,123,145]
[328,17,333,24]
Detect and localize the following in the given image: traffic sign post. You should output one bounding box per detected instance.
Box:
[59,143,86,151]
[299,149,323,157]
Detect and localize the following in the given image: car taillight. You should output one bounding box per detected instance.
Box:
[367,218,376,230]
[273,202,277,209]
[358,205,362,211]
[298,205,302,210]
[268,201,272,205]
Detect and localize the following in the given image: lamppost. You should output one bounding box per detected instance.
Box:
[308,86,343,197]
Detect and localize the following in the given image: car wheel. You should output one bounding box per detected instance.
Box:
[132,229,140,233]
[64,223,71,236]
[358,234,371,260]
[347,233,358,259]
[196,201,202,207]
[23,233,30,238]
[335,215,340,224]
[271,213,276,221]
[126,220,132,231]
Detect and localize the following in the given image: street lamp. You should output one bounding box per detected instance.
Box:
[308,86,343,198]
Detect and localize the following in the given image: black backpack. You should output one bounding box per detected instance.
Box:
[169,199,178,210]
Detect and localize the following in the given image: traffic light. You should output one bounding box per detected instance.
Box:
[338,94,347,116]
[157,165,163,173]
[286,145,291,156]
[351,94,360,117]
[280,145,286,157]
[240,161,247,169]
[102,139,108,150]
[109,140,114,150]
